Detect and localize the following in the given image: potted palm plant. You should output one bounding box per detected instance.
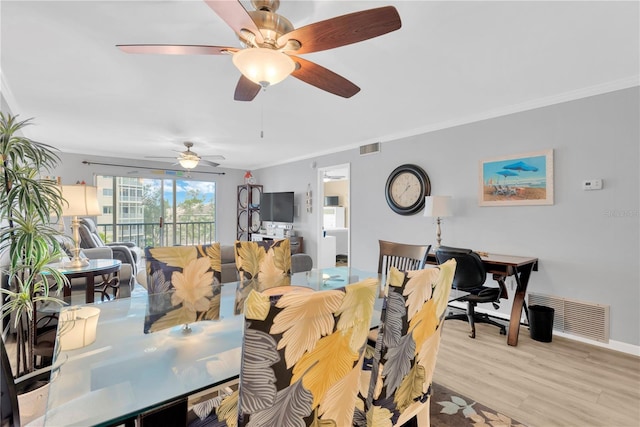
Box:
[0,112,68,376]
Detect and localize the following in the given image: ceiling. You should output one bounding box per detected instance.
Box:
[1,1,638,171]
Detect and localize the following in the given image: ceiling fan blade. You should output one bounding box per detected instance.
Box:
[201,155,226,160]
[289,56,360,98]
[234,75,262,101]
[145,156,181,159]
[200,159,221,168]
[117,44,237,55]
[277,6,401,55]
[202,0,264,44]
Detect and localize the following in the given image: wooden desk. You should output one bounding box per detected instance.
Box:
[427,252,538,346]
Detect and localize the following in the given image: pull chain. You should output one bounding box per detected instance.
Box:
[260,89,265,139]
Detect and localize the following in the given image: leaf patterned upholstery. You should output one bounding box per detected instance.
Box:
[188,278,379,427]
[361,260,456,427]
[234,239,292,314]
[143,244,222,333]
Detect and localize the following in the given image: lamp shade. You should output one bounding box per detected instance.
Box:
[61,185,101,217]
[423,196,452,218]
[59,306,100,350]
[232,48,295,87]
[178,157,199,169]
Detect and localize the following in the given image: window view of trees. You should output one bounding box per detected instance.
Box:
[96,175,216,247]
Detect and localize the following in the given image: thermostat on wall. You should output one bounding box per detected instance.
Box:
[582,179,603,190]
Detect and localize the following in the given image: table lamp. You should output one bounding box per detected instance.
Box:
[61,184,101,268]
[424,196,452,249]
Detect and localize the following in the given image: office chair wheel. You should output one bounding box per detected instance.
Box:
[499,327,506,335]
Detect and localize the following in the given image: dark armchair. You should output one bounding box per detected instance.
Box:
[78,218,142,274]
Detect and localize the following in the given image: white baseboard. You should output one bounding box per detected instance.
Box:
[446,302,640,356]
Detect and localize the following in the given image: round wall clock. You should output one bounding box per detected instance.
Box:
[385,164,431,215]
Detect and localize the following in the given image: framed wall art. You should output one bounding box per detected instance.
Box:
[479,149,554,206]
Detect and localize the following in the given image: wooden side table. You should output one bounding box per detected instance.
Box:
[54,259,122,303]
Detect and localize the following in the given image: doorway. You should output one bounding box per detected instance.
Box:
[317,164,350,269]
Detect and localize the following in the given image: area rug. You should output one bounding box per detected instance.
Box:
[430,382,527,427]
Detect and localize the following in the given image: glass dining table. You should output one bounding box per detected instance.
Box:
[43,267,383,427]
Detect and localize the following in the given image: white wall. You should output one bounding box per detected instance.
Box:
[257,88,639,347]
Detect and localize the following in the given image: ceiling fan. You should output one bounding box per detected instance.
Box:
[145,142,225,169]
[323,171,346,181]
[117,0,402,101]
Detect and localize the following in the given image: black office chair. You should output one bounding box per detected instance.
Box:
[435,246,506,338]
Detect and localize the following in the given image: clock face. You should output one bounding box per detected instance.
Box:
[389,172,422,207]
[385,164,431,215]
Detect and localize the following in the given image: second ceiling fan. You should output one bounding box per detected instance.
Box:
[117,0,401,101]
[146,142,225,169]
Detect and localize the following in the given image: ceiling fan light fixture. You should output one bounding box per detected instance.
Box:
[179,157,199,169]
[232,47,295,88]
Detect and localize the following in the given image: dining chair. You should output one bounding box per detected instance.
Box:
[361,260,456,427]
[369,240,432,343]
[143,244,222,334]
[186,278,379,427]
[377,240,431,277]
[233,239,291,314]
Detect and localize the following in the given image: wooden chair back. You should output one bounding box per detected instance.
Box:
[377,240,431,276]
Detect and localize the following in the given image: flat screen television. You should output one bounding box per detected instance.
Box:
[261,192,294,223]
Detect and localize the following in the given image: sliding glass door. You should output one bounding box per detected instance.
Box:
[95,175,216,248]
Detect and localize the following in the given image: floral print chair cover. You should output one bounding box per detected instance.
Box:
[143,244,222,333]
[187,278,379,427]
[233,239,291,314]
[359,260,456,427]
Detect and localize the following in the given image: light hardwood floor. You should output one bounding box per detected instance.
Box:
[434,319,640,427]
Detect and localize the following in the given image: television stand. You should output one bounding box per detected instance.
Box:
[251,234,304,254]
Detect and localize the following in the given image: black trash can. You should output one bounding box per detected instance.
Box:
[528,305,554,342]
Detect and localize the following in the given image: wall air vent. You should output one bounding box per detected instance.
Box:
[360,142,381,156]
[528,293,610,343]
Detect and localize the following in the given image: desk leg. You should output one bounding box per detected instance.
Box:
[507,263,534,346]
[86,273,95,304]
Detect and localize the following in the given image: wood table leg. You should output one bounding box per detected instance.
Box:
[86,273,95,304]
[507,263,534,346]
